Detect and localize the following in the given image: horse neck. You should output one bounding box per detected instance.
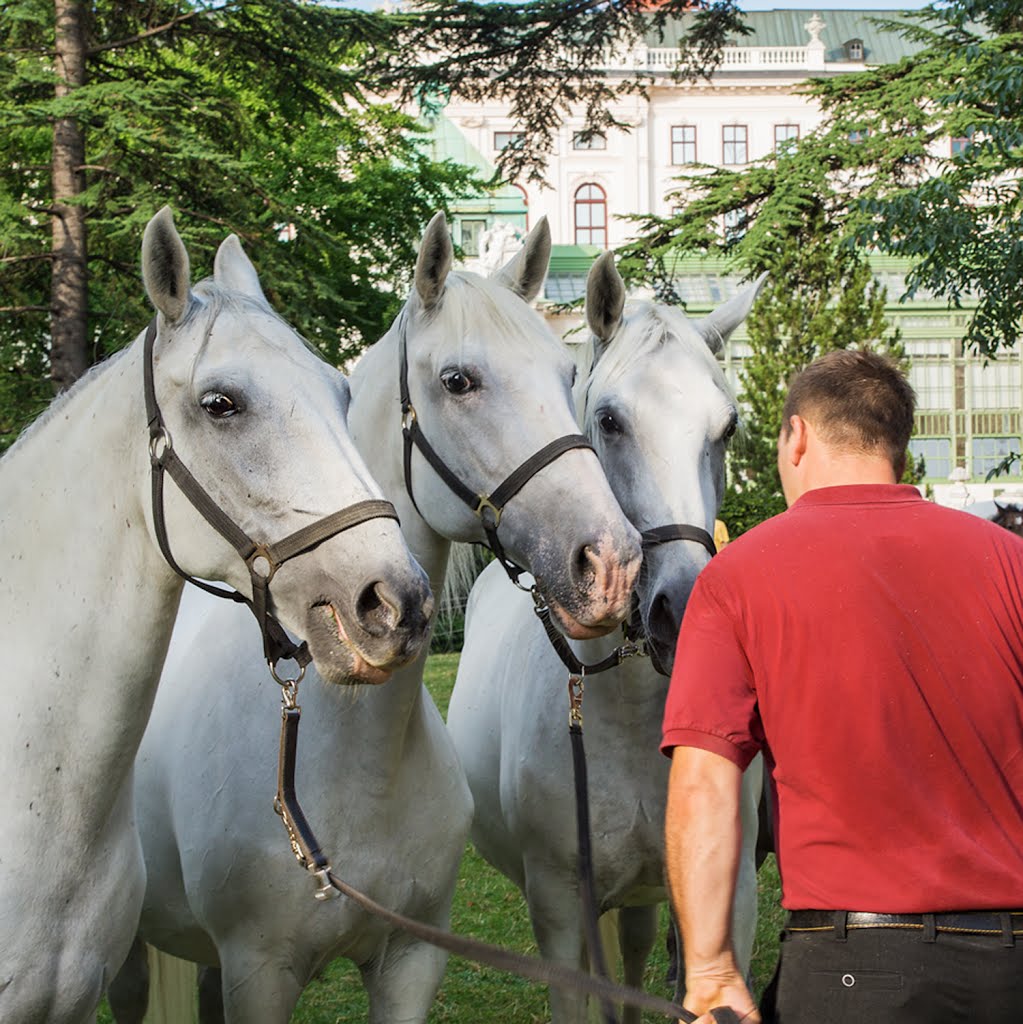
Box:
[346,328,453,739]
[0,343,183,829]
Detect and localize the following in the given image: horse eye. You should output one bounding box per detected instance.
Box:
[440,368,474,395]
[598,412,622,436]
[200,392,238,418]
[723,413,738,442]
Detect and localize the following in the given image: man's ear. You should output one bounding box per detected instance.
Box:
[786,415,810,466]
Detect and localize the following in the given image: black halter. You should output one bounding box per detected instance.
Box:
[397,311,594,586]
[143,317,399,670]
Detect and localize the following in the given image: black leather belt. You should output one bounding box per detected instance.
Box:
[787,909,1023,935]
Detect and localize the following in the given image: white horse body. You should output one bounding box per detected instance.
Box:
[113,214,642,1024]
[0,209,431,1024]
[447,255,765,1024]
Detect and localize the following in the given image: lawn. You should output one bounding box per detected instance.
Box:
[102,652,783,1023]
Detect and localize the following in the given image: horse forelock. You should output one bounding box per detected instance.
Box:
[582,301,734,434]
[190,280,320,361]
[409,270,560,361]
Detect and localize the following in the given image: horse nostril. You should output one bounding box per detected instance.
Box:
[355,581,400,638]
[572,542,603,587]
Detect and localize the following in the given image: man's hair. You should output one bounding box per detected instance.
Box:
[781,349,916,477]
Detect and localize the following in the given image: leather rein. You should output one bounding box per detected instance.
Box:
[143,316,399,673]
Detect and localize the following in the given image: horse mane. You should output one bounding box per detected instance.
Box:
[2,348,130,463]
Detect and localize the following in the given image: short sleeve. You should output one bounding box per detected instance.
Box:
[660,570,762,769]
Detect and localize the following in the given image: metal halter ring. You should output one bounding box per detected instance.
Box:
[473,494,503,528]
[248,544,278,583]
[270,659,306,696]
[148,426,173,465]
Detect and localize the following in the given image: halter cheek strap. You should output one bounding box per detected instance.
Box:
[397,312,594,586]
[143,318,399,669]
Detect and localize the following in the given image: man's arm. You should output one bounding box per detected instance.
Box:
[665,746,760,1023]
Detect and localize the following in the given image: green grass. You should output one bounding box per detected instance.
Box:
[101,652,783,1022]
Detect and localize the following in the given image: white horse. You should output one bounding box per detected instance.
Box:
[108,213,643,1024]
[446,253,765,1024]
[0,208,432,1024]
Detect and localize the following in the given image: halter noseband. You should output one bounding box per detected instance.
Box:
[397,311,594,586]
[143,317,399,671]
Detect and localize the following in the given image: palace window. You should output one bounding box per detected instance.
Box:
[723,125,748,165]
[972,437,1022,478]
[671,125,697,165]
[774,124,799,152]
[574,183,607,246]
[909,437,953,481]
[494,131,524,152]
[723,208,746,244]
[459,219,486,256]
[950,133,974,157]
[969,360,1021,409]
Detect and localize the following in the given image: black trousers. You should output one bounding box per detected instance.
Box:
[761,917,1023,1023]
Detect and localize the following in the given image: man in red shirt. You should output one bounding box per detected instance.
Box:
[662,349,1023,1023]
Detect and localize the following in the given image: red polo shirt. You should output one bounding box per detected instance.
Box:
[662,485,1023,912]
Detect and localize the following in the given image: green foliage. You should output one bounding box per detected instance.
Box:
[622,2,1023,359]
[718,482,786,540]
[0,0,480,450]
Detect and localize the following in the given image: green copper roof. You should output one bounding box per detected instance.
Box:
[650,10,924,66]
[421,114,527,212]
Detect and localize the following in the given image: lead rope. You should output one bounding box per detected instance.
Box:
[268,308,739,1018]
[532,521,720,1024]
[271,669,739,1023]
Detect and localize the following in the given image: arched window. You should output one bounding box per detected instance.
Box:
[574,183,607,246]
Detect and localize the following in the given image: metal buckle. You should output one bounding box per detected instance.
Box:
[568,672,585,727]
[311,867,340,901]
[401,403,417,432]
[474,494,502,528]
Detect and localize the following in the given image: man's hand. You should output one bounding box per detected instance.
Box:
[683,961,761,1023]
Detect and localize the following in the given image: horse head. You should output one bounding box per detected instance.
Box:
[386,211,642,639]
[993,501,1023,537]
[583,253,764,675]
[140,207,432,684]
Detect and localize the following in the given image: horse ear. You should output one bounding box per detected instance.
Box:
[214,234,267,305]
[415,212,453,311]
[492,216,551,303]
[142,206,192,324]
[694,271,767,354]
[995,501,1007,512]
[585,252,625,360]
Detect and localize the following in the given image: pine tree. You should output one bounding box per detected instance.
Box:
[0,0,477,449]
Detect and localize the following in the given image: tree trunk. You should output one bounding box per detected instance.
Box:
[51,0,89,391]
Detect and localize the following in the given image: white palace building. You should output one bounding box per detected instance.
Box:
[413,7,1023,507]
